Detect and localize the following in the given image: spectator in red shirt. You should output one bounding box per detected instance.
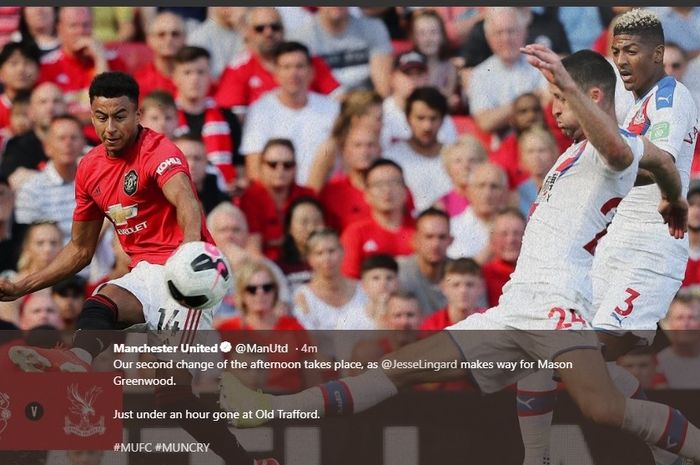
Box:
[217,259,316,393]
[239,138,316,261]
[140,90,179,140]
[0,41,40,131]
[133,11,185,99]
[38,7,125,122]
[172,46,241,186]
[421,258,485,330]
[17,291,64,331]
[617,348,667,391]
[683,181,700,287]
[0,82,66,189]
[341,159,416,278]
[216,7,339,117]
[490,92,545,189]
[481,208,525,307]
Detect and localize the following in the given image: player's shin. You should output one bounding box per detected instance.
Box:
[517,369,557,465]
[72,294,120,363]
[608,363,686,465]
[272,368,399,416]
[623,398,700,461]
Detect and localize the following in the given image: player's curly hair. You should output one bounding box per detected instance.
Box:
[613,9,664,46]
[89,72,139,104]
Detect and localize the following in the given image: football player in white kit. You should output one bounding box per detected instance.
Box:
[517,10,699,465]
[219,47,700,463]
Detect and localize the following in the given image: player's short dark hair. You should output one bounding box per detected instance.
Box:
[562,50,616,107]
[174,45,211,65]
[613,9,664,47]
[142,90,176,111]
[405,86,448,119]
[445,257,482,278]
[262,138,296,156]
[89,72,139,104]
[361,254,399,276]
[274,41,312,64]
[0,40,40,68]
[416,207,450,226]
[366,158,404,181]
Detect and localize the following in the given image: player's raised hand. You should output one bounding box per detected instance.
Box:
[521,44,576,91]
[658,197,688,239]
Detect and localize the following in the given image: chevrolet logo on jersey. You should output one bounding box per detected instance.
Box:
[106,204,138,226]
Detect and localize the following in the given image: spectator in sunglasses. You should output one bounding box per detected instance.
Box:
[239,138,316,261]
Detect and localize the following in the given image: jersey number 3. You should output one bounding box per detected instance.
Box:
[613,288,640,317]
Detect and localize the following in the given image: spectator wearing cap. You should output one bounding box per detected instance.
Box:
[0,82,66,189]
[134,11,186,99]
[240,41,339,184]
[481,208,525,306]
[384,86,453,212]
[216,7,339,117]
[467,7,546,135]
[38,7,126,122]
[238,138,315,261]
[0,41,40,131]
[287,7,393,96]
[683,181,700,287]
[51,275,86,330]
[381,50,457,150]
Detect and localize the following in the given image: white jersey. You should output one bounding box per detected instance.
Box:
[507,134,644,310]
[615,76,698,226]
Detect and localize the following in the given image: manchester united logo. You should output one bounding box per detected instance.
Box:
[124,170,138,196]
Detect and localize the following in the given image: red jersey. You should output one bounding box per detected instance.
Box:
[0,94,11,130]
[215,51,340,110]
[239,181,315,261]
[320,175,416,233]
[482,257,516,307]
[73,126,214,268]
[39,47,126,116]
[490,133,528,189]
[420,307,486,330]
[134,62,177,100]
[340,216,416,279]
[683,257,700,287]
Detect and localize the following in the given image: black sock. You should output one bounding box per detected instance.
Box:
[73,294,119,358]
[155,385,255,464]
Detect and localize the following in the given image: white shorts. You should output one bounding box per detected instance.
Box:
[101,262,216,351]
[591,230,686,344]
[447,286,598,393]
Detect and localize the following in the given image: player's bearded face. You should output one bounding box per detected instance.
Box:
[91,96,140,156]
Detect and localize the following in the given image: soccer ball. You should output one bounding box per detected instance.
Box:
[164,241,232,309]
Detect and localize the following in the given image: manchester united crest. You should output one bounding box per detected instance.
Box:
[124,170,138,196]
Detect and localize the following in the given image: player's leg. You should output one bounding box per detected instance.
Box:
[516,369,557,465]
[555,348,700,461]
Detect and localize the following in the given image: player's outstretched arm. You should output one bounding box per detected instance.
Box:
[162,172,203,243]
[639,137,687,239]
[521,44,633,171]
[0,219,103,301]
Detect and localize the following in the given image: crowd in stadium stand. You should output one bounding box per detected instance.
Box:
[0,6,699,391]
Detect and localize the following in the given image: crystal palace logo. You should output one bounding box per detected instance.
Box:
[64,384,106,437]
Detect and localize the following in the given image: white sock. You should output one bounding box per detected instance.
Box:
[623,398,700,461]
[70,347,93,365]
[273,369,398,416]
[517,369,556,465]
